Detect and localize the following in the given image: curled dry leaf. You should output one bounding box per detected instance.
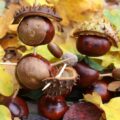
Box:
[0,34,20,49]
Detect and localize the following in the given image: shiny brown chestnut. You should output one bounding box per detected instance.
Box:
[9,97,29,119]
[14,5,62,46]
[112,68,120,80]
[18,16,55,46]
[73,18,119,57]
[16,53,57,90]
[74,62,99,88]
[76,35,111,56]
[63,102,102,120]
[85,79,113,103]
[47,42,63,58]
[38,95,68,120]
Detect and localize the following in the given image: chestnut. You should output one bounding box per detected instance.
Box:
[85,79,113,102]
[18,16,55,46]
[73,18,119,56]
[112,68,120,80]
[76,35,111,56]
[74,62,99,88]
[63,102,102,120]
[4,96,29,119]
[108,81,120,92]
[38,95,68,120]
[16,53,57,90]
[47,42,63,58]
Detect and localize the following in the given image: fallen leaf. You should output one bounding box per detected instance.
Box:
[0,105,12,120]
[84,92,102,106]
[49,0,104,25]
[84,92,120,120]
[24,0,52,6]
[101,97,120,120]
[0,65,14,96]
[94,51,120,68]
[0,4,20,39]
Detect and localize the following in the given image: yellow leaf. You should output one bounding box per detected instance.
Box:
[59,38,79,54]
[9,24,18,33]
[0,4,20,38]
[24,0,51,6]
[50,0,104,25]
[84,93,120,120]
[0,46,5,59]
[93,51,120,68]
[0,105,12,120]
[101,97,120,120]
[84,92,102,106]
[0,66,14,96]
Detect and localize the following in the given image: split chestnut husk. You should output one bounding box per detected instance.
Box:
[42,67,78,97]
[73,18,119,56]
[13,5,62,24]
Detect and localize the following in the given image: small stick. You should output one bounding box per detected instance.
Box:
[99,73,112,78]
[0,57,74,66]
[42,64,67,91]
[12,87,20,101]
[51,57,74,66]
[42,82,51,91]
[33,47,37,55]
[55,64,67,78]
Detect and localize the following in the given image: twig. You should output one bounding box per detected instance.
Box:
[42,82,51,91]
[33,47,37,55]
[99,73,112,78]
[55,64,67,78]
[42,64,67,91]
[51,57,74,66]
[12,87,20,101]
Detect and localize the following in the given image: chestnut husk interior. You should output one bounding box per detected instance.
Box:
[42,67,78,96]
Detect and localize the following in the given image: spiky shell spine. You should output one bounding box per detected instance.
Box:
[13,5,62,24]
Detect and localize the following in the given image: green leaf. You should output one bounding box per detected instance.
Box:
[84,56,104,72]
[22,89,43,101]
[76,54,85,61]
[104,9,120,31]
[0,0,5,16]
[0,105,12,120]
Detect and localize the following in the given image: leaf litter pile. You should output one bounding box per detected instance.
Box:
[0,0,120,120]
